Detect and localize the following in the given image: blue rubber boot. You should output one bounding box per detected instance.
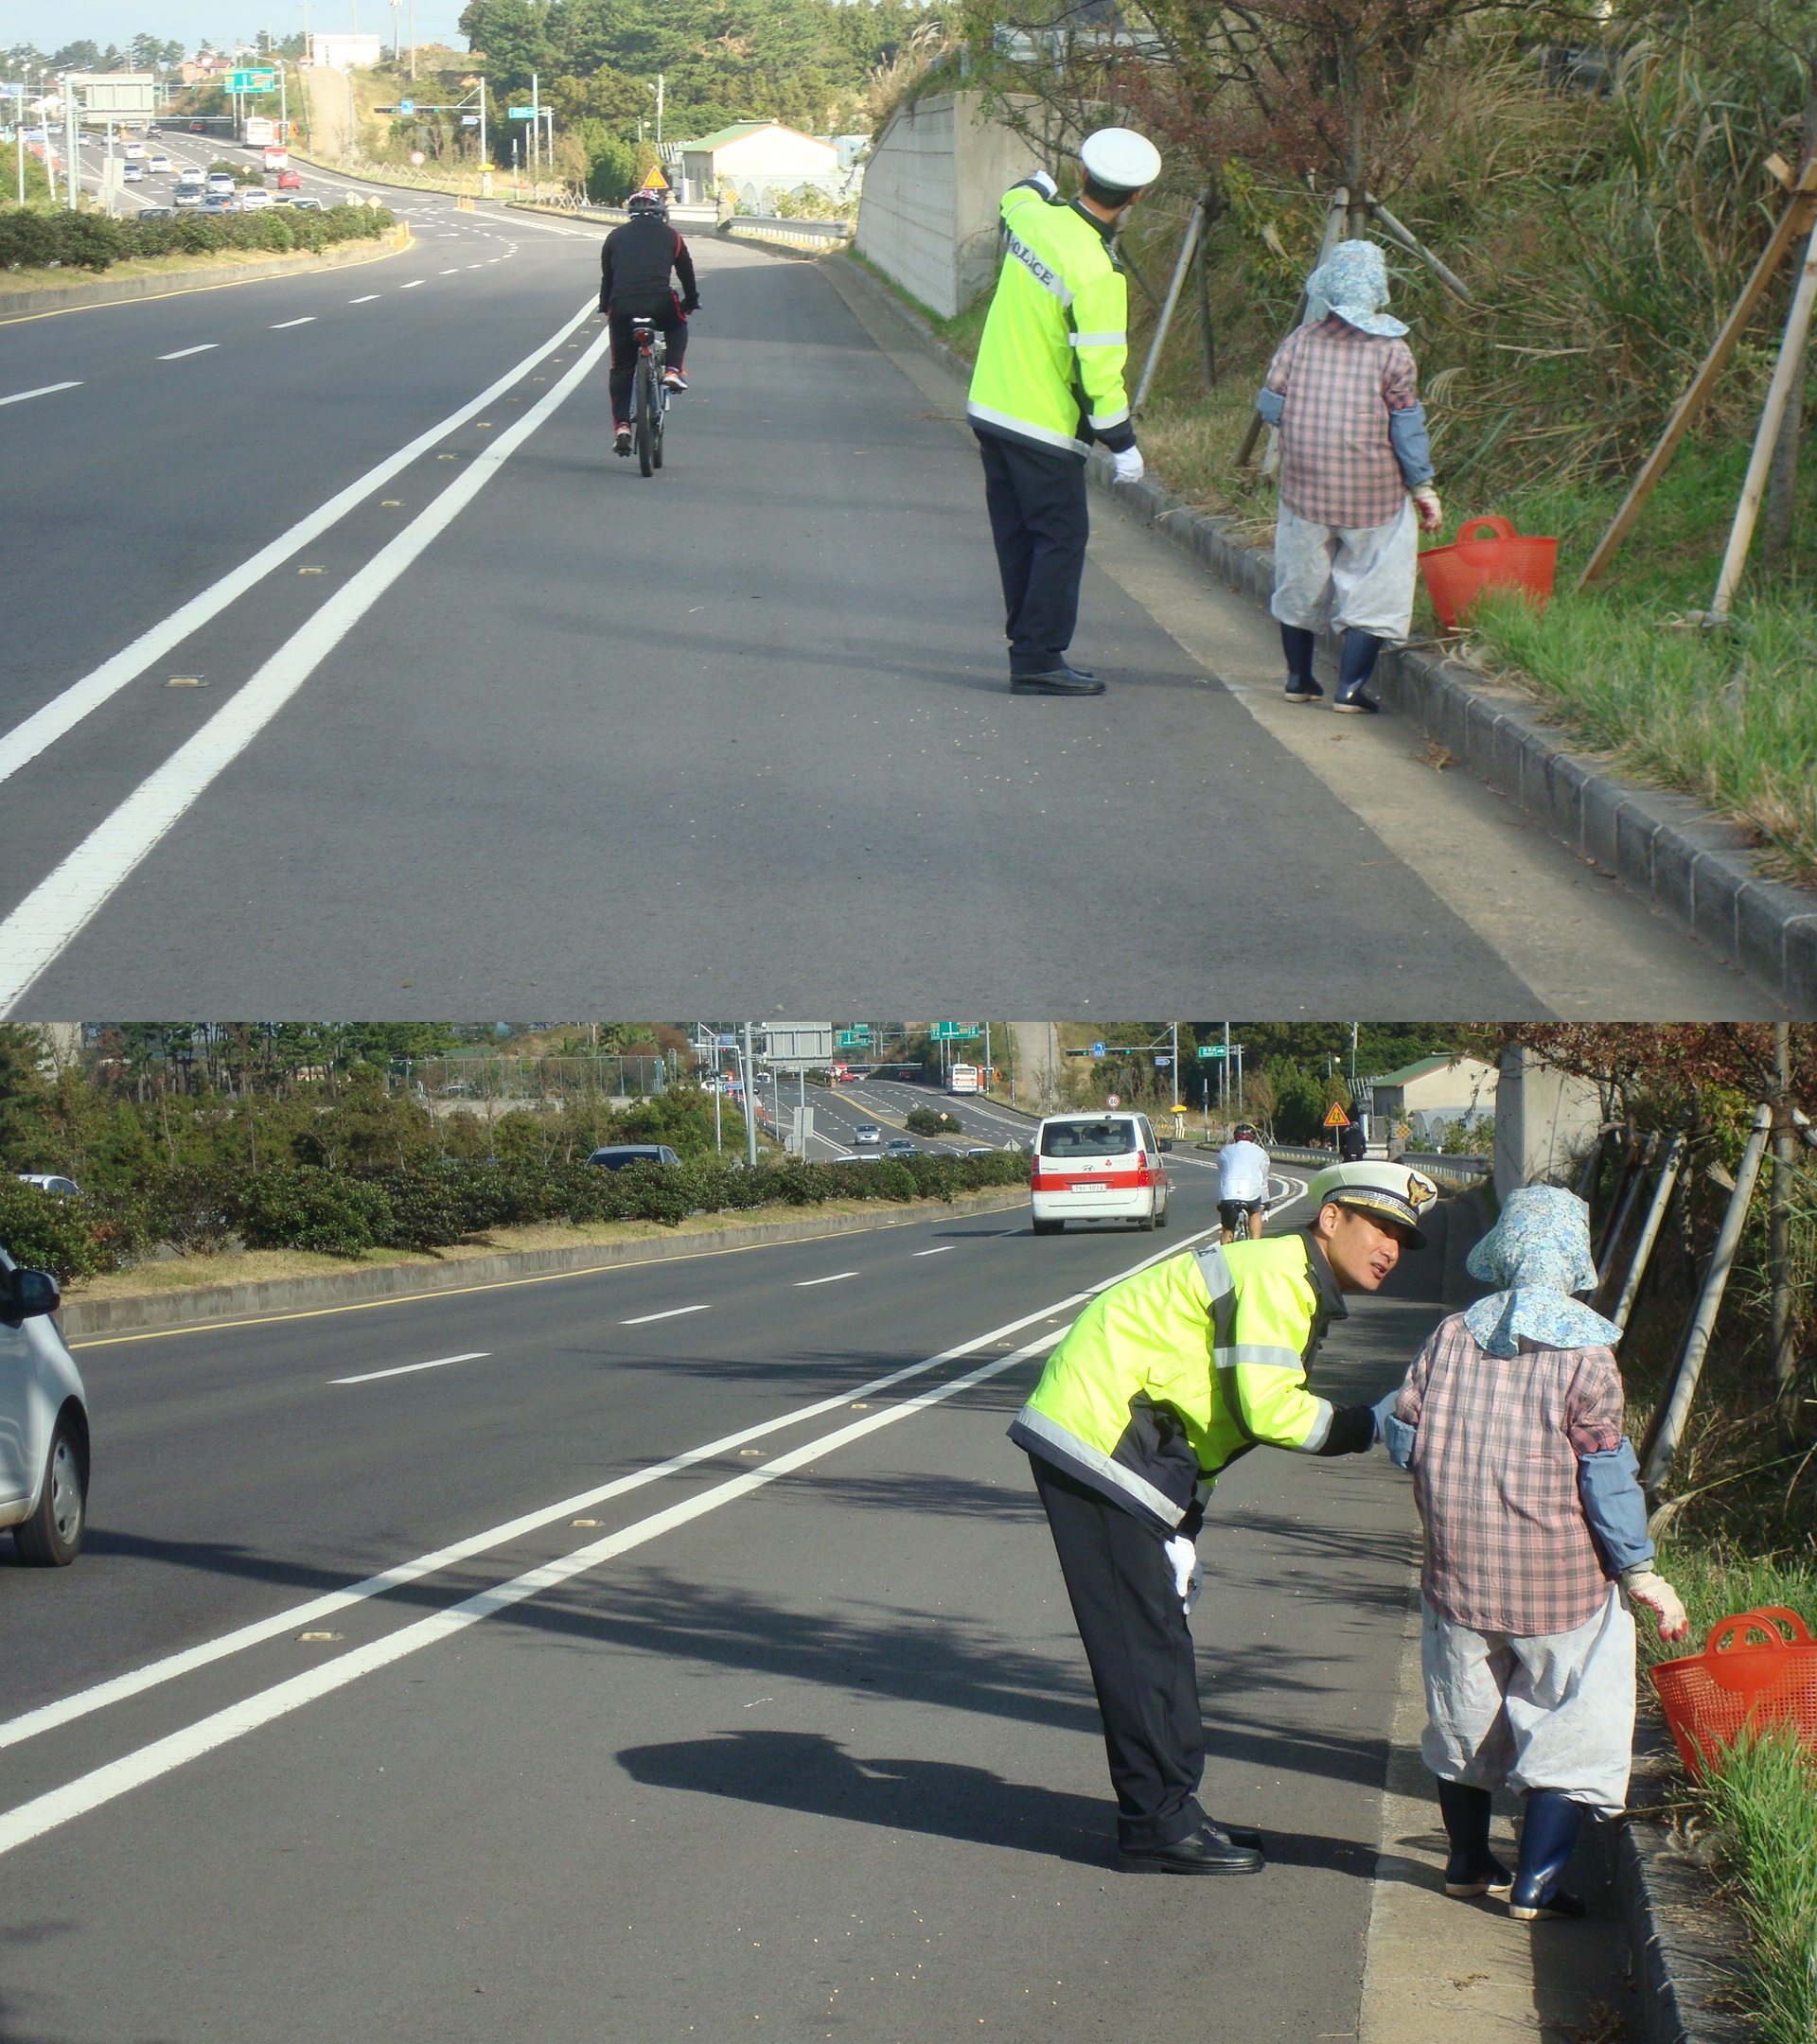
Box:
[1280,625,1321,701]
[1508,1789,1587,1920]
[1438,1780,1512,1899]
[1333,628,1384,713]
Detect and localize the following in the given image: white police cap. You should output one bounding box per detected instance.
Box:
[1079,128,1161,195]
[1307,1161,1439,1249]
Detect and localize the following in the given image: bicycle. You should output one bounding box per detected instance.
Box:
[628,316,669,477]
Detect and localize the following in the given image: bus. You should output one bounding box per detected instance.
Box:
[946,1064,980,1095]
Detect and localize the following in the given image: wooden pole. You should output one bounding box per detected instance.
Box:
[1640,1103,1773,1495]
[1196,202,1217,391]
[1708,220,1817,620]
[1363,192,1471,301]
[1611,1129,1686,1332]
[1577,165,1817,592]
[1237,188,1348,467]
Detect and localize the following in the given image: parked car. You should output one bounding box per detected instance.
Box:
[586,1145,682,1171]
[16,1174,79,1195]
[0,1247,89,1566]
[1029,1113,1172,1235]
[276,167,301,189]
[237,186,273,210]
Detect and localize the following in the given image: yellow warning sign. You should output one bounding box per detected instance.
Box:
[1322,1101,1351,1128]
[642,167,670,190]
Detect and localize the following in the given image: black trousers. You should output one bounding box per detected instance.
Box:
[1030,1454,1206,1850]
[977,430,1089,676]
[608,302,688,424]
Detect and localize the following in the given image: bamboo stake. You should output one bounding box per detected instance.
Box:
[1135,201,1203,410]
[1577,163,1817,591]
[1708,220,1817,620]
[1611,1130,1686,1332]
[1640,1104,1773,1496]
[1236,187,1348,467]
[1363,192,1471,301]
[1595,1129,1655,1289]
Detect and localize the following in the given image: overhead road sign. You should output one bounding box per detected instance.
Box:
[507,106,536,119]
[1089,1041,1105,1057]
[1323,1101,1352,1128]
[397,97,415,114]
[1196,1045,1228,1059]
[834,1027,872,1048]
[761,1022,833,1071]
[932,1021,981,1040]
[227,69,276,92]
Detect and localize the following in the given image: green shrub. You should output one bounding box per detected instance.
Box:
[905,1107,961,1135]
[873,1161,918,1202]
[0,1182,108,1283]
[232,1167,394,1258]
[0,203,393,275]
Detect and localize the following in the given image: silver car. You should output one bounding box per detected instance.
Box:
[0,1248,89,1565]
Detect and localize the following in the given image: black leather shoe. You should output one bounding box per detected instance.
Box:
[1057,660,1096,681]
[1214,1819,1265,1853]
[1118,1823,1264,1876]
[1011,669,1105,696]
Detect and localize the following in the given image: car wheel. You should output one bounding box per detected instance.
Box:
[1153,1199,1169,1229]
[1032,1218,1062,1236]
[1138,1209,1155,1230]
[14,1418,86,1567]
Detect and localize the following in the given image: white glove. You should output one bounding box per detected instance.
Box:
[1624,1570,1690,1642]
[1028,169,1058,201]
[1112,446,1145,485]
[1411,485,1442,532]
[1164,1534,1202,1615]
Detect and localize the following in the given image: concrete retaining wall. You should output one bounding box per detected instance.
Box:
[856,91,1040,318]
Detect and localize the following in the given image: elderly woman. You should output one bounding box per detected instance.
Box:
[1377,1187,1689,1921]
[1253,239,1444,713]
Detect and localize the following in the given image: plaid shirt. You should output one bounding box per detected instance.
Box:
[1264,316,1420,528]
[1396,1313,1626,1637]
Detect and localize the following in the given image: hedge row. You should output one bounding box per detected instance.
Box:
[0,203,395,273]
[0,1152,1030,1281]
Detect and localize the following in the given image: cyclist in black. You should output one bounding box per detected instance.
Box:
[600,188,699,457]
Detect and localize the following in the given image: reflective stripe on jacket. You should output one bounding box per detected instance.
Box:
[966,182,1136,462]
[1008,1232,1347,1533]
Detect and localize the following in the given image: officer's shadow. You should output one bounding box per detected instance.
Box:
[617,1728,1375,1877]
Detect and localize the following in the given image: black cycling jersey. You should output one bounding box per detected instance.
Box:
[600,214,698,318]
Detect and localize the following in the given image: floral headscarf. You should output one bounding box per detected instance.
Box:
[1305,238,1408,339]
[1461,1184,1623,1357]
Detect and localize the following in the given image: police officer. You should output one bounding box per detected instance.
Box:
[1008,1161,1438,1872]
[966,128,1160,696]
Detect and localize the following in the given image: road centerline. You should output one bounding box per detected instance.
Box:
[794,1271,859,1287]
[620,1305,712,1326]
[157,344,218,360]
[0,380,82,407]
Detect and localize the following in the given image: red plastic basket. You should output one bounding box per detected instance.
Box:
[1649,1605,1817,1782]
[1417,514,1559,629]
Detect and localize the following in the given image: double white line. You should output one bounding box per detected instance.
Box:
[0,1224,1222,1859]
[0,299,605,1014]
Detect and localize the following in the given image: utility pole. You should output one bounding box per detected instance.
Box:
[741,1022,758,1167]
[1171,1022,1180,1112]
[529,70,538,203]
[1349,1021,1359,1097]
[477,74,485,171]
[62,79,79,210]
[655,71,663,147]
[409,0,415,79]
[1222,1021,1231,1118]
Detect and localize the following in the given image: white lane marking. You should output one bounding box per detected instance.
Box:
[270,317,316,329]
[620,1305,711,1327]
[0,320,613,1013]
[440,268,460,274]
[399,279,425,289]
[0,1222,1216,1756]
[157,344,218,360]
[467,263,482,269]
[795,1272,858,1287]
[0,380,82,407]
[0,1323,1069,1860]
[0,299,595,794]
[912,1246,954,1258]
[347,293,379,304]
[331,1350,490,1385]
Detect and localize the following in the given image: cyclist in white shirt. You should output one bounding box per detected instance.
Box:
[1216,1124,1271,1242]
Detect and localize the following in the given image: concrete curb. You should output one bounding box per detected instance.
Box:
[0,233,407,321]
[825,252,1817,1013]
[1615,1819,1752,2044]
[59,1188,1032,1341]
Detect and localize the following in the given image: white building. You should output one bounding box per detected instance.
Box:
[679,121,842,212]
[308,32,383,68]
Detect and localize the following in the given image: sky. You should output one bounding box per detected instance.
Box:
[7,3,471,57]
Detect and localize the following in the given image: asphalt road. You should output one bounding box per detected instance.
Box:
[0,194,1773,1017]
[0,1170,1469,2044]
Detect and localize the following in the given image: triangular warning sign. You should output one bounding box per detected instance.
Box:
[1323,1101,1351,1128]
[642,167,670,190]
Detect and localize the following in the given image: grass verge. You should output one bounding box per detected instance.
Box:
[0,237,400,299]
[1643,1539,1817,2041]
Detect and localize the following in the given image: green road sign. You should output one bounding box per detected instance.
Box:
[1196,1045,1228,1059]
[228,68,276,91]
[507,105,536,118]
[834,1028,872,1048]
[932,1022,981,1040]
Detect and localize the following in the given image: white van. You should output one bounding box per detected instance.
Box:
[1029,1112,1171,1234]
[0,1247,89,1565]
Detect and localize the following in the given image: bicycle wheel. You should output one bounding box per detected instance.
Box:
[652,383,665,470]
[632,356,655,477]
